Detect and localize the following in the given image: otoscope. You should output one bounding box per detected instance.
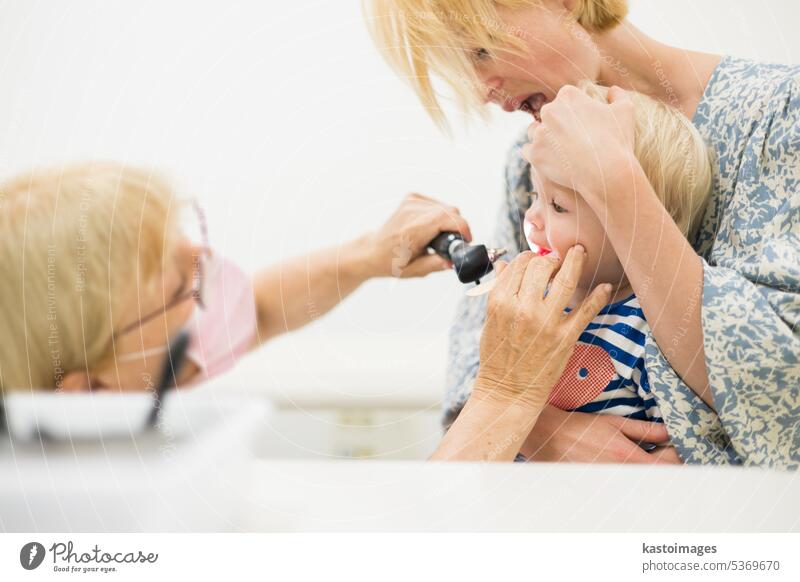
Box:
[427,232,507,285]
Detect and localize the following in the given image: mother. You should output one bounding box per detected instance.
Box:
[366,0,800,467]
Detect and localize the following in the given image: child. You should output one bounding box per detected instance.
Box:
[521,83,713,428]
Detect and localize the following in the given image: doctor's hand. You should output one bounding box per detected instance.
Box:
[366,193,472,278]
[432,248,611,463]
[473,246,612,410]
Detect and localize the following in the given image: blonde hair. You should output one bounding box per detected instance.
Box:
[0,162,180,392]
[364,0,628,128]
[581,82,713,241]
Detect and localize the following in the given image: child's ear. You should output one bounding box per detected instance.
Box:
[59,370,106,392]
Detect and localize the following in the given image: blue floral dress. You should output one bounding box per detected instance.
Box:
[444,56,800,468]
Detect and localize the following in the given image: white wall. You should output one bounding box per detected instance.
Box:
[1,1,797,404]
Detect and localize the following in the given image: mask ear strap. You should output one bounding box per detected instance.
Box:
[116,345,169,363]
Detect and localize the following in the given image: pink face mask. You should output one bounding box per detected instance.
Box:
[183,254,258,383]
[117,252,256,384]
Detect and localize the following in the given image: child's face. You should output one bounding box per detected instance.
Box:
[524,173,627,291]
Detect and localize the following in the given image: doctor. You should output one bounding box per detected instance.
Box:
[0,162,609,460]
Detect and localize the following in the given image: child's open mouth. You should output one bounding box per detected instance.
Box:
[523,221,553,257]
[529,242,552,257]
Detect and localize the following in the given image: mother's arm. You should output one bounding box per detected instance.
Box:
[526,85,800,467]
[605,162,800,466]
[596,161,712,406]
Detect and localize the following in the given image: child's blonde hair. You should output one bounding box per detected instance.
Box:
[364,0,628,128]
[0,162,180,392]
[580,82,713,241]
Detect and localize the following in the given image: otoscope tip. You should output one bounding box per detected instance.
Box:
[487,248,507,262]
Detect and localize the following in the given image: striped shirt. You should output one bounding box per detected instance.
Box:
[550,293,662,422]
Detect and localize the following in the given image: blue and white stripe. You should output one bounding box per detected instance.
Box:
[571,294,662,422]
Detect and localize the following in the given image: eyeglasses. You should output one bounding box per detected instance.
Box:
[117,200,210,338]
[115,200,211,426]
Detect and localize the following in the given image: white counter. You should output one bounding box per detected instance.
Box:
[236,460,800,532]
[2,393,799,533]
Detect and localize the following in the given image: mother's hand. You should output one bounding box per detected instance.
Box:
[520,405,681,464]
[522,85,637,206]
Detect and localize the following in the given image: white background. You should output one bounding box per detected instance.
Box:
[0,1,798,403]
[1,3,799,537]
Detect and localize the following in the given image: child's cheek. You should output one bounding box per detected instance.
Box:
[578,252,604,289]
[548,217,581,261]
[549,231,596,287]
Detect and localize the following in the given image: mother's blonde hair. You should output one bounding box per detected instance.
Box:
[364,0,628,127]
[0,162,180,392]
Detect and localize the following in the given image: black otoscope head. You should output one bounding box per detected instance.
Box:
[427,232,506,285]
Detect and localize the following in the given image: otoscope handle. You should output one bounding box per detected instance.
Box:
[428,231,463,258]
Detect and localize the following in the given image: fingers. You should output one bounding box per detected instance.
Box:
[546,244,585,312]
[613,444,662,464]
[606,85,629,104]
[605,441,680,465]
[420,206,471,243]
[411,206,470,242]
[400,253,450,278]
[438,211,473,243]
[498,251,534,297]
[521,142,533,164]
[486,261,512,303]
[429,219,471,244]
[615,419,680,464]
[403,193,473,243]
[405,192,437,203]
[526,119,541,142]
[519,255,560,302]
[616,418,670,444]
[607,86,634,124]
[650,446,682,464]
[566,281,612,339]
[522,120,549,165]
